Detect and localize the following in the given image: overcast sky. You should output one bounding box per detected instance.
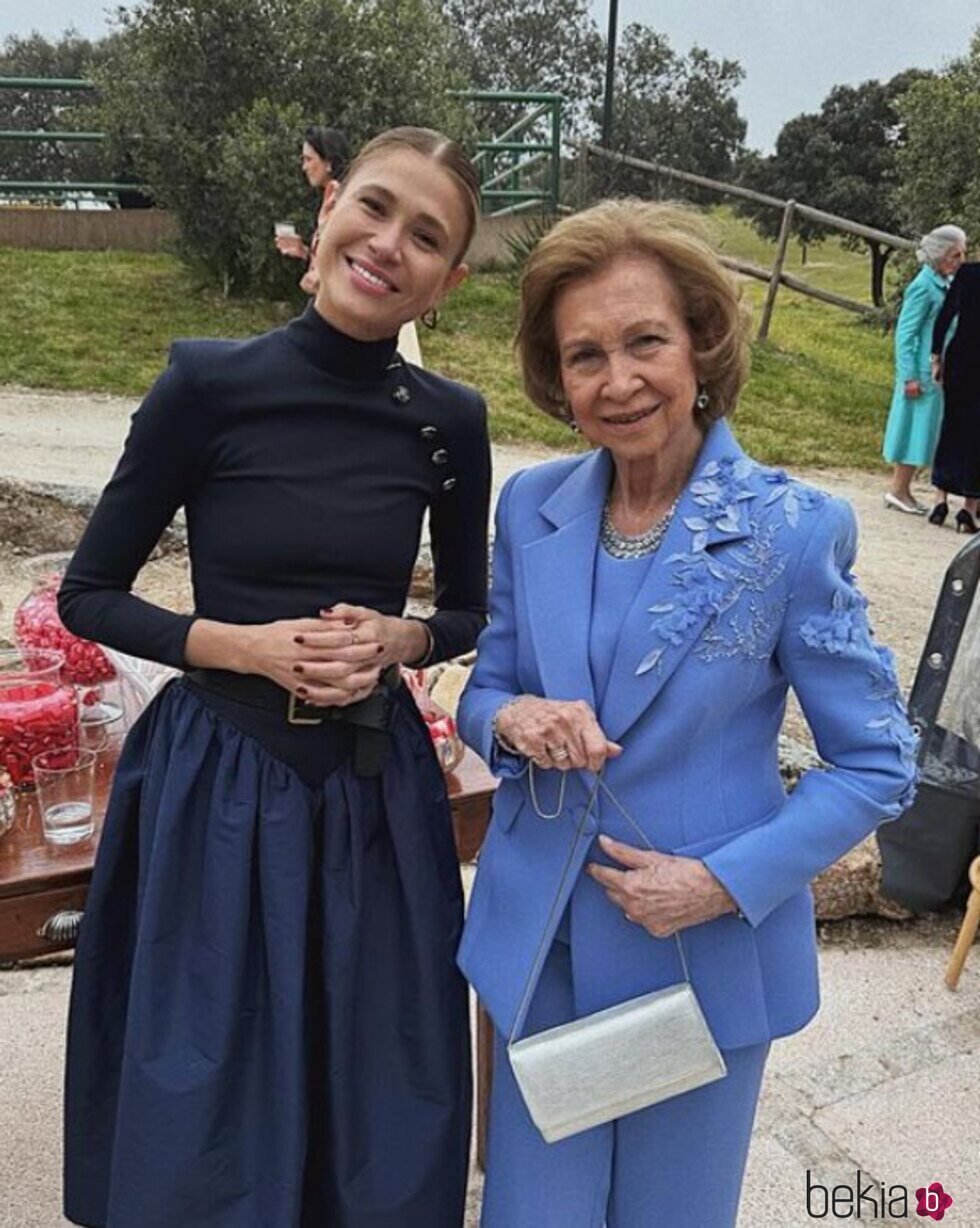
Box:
[2,0,977,151]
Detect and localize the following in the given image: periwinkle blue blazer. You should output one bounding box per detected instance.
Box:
[457,420,917,1049]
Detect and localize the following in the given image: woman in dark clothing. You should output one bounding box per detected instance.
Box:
[275,125,351,294]
[931,261,980,533]
[60,126,488,1228]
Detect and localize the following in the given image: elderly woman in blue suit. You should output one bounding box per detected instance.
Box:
[457,201,918,1227]
[882,224,966,514]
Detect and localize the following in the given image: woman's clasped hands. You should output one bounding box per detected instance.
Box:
[244,602,416,707]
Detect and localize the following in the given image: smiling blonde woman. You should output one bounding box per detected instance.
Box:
[61,128,489,1228]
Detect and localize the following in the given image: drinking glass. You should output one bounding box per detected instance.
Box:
[32,746,96,845]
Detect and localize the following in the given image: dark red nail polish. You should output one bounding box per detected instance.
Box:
[376,645,384,654]
[296,685,308,697]
[294,634,305,645]
[293,664,304,675]
[343,616,356,626]
[320,607,333,615]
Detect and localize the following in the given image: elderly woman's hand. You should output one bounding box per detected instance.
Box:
[904,378,922,399]
[587,834,739,936]
[494,696,622,773]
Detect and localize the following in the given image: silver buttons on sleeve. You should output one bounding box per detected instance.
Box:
[416,423,457,493]
[392,385,411,404]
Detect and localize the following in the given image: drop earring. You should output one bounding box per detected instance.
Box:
[420,307,439,330]
[695,387,710,412]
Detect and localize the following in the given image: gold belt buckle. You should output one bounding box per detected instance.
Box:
[287,692,323,726]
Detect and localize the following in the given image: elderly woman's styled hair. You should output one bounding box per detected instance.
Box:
[916,224,967,269]
[517,200,751,427]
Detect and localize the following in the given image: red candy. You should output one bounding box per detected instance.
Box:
[14,571,115,687]
[402,669,462,769]
[0,680,79,788]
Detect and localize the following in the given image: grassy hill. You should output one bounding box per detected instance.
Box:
[0,209,900,470]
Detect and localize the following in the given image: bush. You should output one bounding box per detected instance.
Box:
[94,0,473,297]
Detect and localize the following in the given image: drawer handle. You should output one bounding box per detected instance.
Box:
[37,910,84,945]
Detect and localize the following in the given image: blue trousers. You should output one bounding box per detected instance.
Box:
[481,937,768,1228]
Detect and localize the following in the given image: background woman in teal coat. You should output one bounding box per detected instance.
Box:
[882,224,966,513]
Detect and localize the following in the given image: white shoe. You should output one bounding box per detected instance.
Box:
[883,492,926,515]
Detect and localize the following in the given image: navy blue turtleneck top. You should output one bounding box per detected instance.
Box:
[59,304,491,670]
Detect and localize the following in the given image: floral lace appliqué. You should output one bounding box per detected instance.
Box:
[799,587,869,655]
[636,457,822,675]
[799,587,919,810]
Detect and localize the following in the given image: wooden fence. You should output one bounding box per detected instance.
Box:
[579,143,918,341]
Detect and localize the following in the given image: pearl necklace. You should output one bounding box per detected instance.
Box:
[600,493,682,559]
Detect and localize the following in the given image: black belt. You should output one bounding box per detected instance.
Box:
[186,665,401,776]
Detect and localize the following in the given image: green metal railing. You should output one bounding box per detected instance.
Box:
[0,76,143,203]
[453,91,562,216]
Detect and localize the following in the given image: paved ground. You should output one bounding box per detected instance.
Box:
[3,937,979,1227]
[1,386,977,1225]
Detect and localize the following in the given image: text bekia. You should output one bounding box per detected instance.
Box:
[806,1171,954,1220]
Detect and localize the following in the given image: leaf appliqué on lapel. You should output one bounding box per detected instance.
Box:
[636,457,826,677]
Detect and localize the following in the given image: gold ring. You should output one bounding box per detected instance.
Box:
[548,745,570,760]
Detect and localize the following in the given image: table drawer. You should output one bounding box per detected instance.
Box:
[0,884,88,962]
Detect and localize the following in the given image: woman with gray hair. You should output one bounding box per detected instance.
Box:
[882,223,966,513]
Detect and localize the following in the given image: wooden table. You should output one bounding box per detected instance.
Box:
[0,743,497,962]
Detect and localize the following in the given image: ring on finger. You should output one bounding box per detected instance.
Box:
[549,745,570,761]
[349,629,358,646]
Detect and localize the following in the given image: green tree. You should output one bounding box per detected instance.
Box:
[896,30,980,244]
[94,0,471,295]
[598,26,746,197]
[739,74,926,304]
[441,0,604,138]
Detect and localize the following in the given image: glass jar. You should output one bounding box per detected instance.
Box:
[402,668,465,773]
[0,648,80,789]
[14,553,120,725]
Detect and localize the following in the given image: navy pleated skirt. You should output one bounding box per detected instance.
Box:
[64,679,471,1227]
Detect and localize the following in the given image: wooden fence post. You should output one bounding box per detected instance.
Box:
[758,200,795,343]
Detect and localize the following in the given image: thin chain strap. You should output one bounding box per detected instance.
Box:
[510,769,693,1045]
[594,777,692,982]
[509,769,603,1045]
[528,760,567,820]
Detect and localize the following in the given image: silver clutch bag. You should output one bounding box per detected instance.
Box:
[507,768,727,1144]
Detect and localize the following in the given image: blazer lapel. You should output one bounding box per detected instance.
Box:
[520,449,611,711]
[599,422,757,744]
